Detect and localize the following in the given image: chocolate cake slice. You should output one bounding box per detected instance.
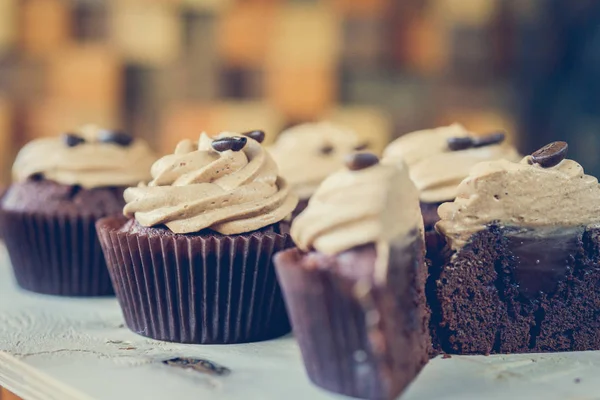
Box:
[275,153,430,399]
[432,142,600,354]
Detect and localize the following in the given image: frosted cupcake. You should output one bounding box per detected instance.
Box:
[97,131,298,344]
[0,125,156,296]
[433,142,600,354]
[274,153,429,399]
[384,124,520,257]
[269,122,369,217]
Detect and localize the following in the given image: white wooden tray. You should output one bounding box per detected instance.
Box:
[1,244,599,400]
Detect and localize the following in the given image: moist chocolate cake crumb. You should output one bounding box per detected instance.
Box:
[119,218,283,237]
[292,198,309,220]
[430,224,600,354]
[2,179,125,215]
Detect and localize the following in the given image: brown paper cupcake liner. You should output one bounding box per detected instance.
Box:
[0,208,114,296]
[97,216,293,344]
[275,241,430,400]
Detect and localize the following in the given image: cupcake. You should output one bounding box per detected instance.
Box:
[0,125,155,296]
[433,142,600,354]
[274,153,429,400]
[96,131,298,344]
[383,124,520,258]
[269,122,369,217]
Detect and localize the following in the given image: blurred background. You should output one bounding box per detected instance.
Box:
[0,0,599,185]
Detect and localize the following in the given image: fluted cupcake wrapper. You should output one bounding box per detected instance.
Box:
[96,216,293,344]
[0,208,114,296]
[275,243,430,400]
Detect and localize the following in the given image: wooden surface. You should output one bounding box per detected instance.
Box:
[1,387,23,400]
[2,245,600,400]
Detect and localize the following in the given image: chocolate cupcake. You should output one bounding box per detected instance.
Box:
[432,142,600,354]
[97,131,298,344]
[383,124,520,260]
[0,125,155,296]
[269,122,369,218]
[274,153,429,400]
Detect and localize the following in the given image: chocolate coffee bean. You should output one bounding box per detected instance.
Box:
[354,142,370,151]
[212,136,247,152]
[99,130,133,146]
[242,130,265,143]
[531,141,568,168]
[320,144,334,155]
[63,133,85,147]
[345,152,379,171]
[447,137,474,151]
[473,132,506,148]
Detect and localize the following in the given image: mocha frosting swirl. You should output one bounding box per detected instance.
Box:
[123,132,298,235]
[12,125,156,189]
[437,155,600,249]
[269,122,366,200]
[291,159,423,256]
[383,124,521,203]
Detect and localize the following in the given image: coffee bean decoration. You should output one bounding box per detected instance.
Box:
[345,152,379,171]
[63,133,85,147]
[354,142,370,151]
[447,137,474,151]
[212,136,247,152]
[320,144,334,155]
[99,130,133,147]
[448,131,506,151]
[242,130,265,143]
[531,141,568,168]
[473,132,506,148]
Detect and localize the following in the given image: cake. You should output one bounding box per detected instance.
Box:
[432,141,600,354]
[383,124,520,261]
[274,152,430,400]
[97,131,298,344]
[0,125,155,296]
[269,121,369,218]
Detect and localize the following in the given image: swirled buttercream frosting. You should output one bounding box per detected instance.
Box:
[123,132,298,235]
[269,122,367,200]
[12,124,156,189]
[383,123,521,203]
[291,155,423,256]
[437,154,600,249]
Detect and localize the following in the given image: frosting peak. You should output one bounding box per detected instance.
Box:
[269,122,367,200]
[123,132,298,235]
[291,156,423,256]
[12,124,156,189]
[437,153,600,249]
[383,124,521,203]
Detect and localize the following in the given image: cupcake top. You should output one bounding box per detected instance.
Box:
[123,131,298,235]
[437,142,600,249]
[291,153,423,256]
[269,122,368,200]
[12,124,156,189]
[383,123,521,203]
